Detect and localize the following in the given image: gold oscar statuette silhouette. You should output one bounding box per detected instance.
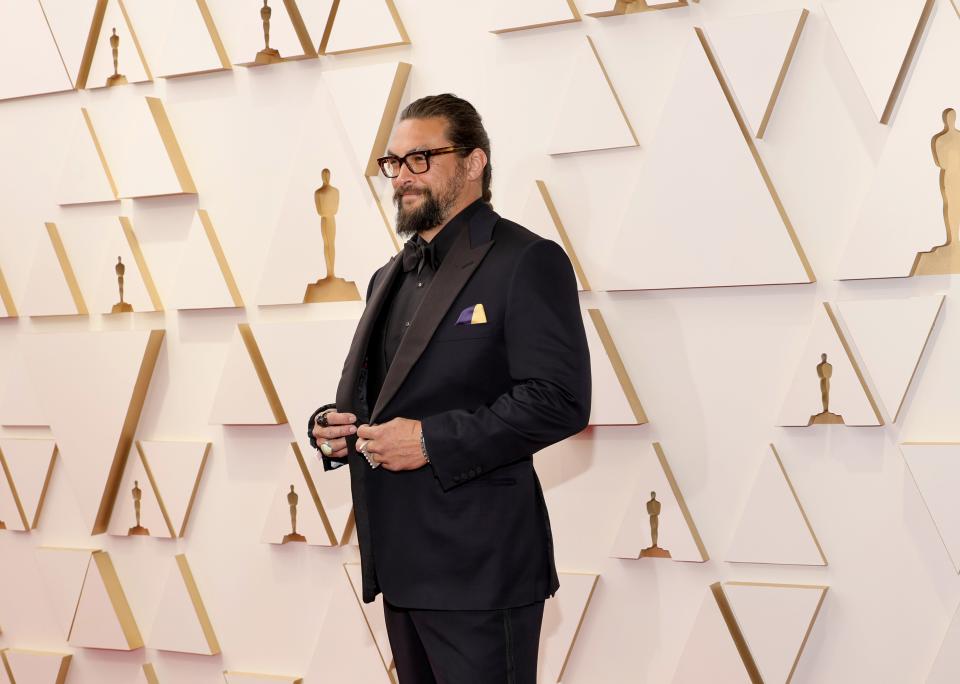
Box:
[282,484,306,543]
[106,28,128,87]
[912,108,960,275]
[0,519,6,530]
[128,480,149,535]
[808,353,844,425]
[304,168,361,303]
[255,0,283,65]
[639,491,671,558]
[111,256,133,313]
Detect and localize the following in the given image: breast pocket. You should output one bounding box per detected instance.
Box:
[433,303,501,343]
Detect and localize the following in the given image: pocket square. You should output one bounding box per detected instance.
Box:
[456,303,487,325]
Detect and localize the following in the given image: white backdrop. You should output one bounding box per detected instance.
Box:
[2,0,960,682]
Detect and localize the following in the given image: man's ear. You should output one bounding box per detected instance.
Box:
[465,148,487,182]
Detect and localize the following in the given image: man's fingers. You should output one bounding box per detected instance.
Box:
[331,447,348,458]
[324,411,357,426]
[311,424,355,442]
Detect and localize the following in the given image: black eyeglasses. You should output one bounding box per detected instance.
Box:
[377,146,473,178]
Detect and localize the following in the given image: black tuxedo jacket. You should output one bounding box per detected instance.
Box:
[325,200,591,609]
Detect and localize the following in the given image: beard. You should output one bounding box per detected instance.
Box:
[393,166,465,238]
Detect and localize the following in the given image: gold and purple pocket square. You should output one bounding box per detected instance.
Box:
[456,303,487,325]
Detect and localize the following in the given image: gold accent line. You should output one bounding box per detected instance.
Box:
[117,0,153,81]
[882,0,934,125]
[366,176,401,253]
[196,0,231,69]
[317,0,340,54]
[135,441,176,538]
[120,216,164,312]
[823,302,884,425]
[340,509,356,545]
[770,444,827,564]
[654,442,709,560]
[175,554,222,654]
[710,582,763,684]
[556,573,599,682]
[145,97,197,194]
[757,9,808,139]
[0,650,12,684]
[92,330,164,534]
[142,663,160,684]
[92,551,144,648]
[238,324,288,424]
[536,180,591,290]
[224,672,304,683]
[695,27,816,283]
[385,0,410,43]
[587,309,648,424]
[198,210,244,307]
[366,62,412,176]
[586,36,639,147]
[31,445,57,529]
[344,563,394,674]
[723,582,828,683]
[76,0,108,90]
[67,552,95,640]
[892,295,944,422]
[293,442,337,544]
[44,222,89,315]
[37,0,74,88]
[0,266,17,317]
[177,442,210,537]
[490,0,581,34]
[0,445,29,529]
[283,0,317,58]
[952,0,960,20]
[81,108,120,199]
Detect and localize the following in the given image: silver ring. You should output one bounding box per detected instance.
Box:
[319,440,333,456]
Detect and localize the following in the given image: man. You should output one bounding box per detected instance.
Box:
[309,94,591,683]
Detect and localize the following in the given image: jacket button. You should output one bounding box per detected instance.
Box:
[453,474,462,482]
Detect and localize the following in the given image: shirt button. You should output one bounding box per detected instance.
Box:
[404,321,411,328]
[417,282,423,288]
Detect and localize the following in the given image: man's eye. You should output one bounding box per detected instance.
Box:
[409,154,428,164]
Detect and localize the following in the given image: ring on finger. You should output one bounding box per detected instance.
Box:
[319,440,333,456]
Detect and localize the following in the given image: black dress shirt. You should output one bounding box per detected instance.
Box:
[366,205,472,408]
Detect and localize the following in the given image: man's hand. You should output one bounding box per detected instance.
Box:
[311,411,357,459]
[356,418,426,471]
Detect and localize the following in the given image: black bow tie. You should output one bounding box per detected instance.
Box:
[402,238,439,274]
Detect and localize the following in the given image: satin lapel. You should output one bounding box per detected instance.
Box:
[371,226,494,421]
[335,255,403,412]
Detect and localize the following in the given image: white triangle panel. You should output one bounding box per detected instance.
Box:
[138,441,210,537]
[70,551,144,650]
[149,554,219,654]
[724,582,827,684]
[123,0,228,78]
[2,649,72,684]
[172,211,243,310]
[490,0,580,34]
[107,446,169,538]
[584,309,646,425]
[321,0,408,55]
[548,36,637,156]
[902,443,960,573]
[261,443,335,547]
[35,547,97,639]
[540,572,599,683]
[0,345,48,426]
[0,0,72,100]
[673,586,751,684]
[726,445,826,566]
[0,439,57,530]
[209,326,283,426]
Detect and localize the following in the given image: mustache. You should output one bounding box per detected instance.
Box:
[393,187,428,204]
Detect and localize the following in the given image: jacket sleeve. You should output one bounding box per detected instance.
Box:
[317,267,382,472]
[421,238,591,491]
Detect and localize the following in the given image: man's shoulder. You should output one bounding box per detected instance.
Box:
[490,215,551,252]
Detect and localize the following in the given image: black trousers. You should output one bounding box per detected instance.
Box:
[383,599,545,684]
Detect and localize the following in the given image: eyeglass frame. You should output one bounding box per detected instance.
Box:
[376,146,474,178]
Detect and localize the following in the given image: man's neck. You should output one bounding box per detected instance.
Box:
[419,191,482,243]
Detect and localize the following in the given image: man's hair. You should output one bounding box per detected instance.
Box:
[399,94,492,204]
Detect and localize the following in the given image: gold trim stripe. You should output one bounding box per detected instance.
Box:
[175,553,221,654]
[588,309,648,424]
[238,324,288,425]
[93,330,165,534]
[823,302,884,425]
[319,0,410,55]
[654,442,709,561]
[293,442,337,545]
[44,222,88,315]
[120,216,165,312]
[146,97,197,194]
[491,0,580,34]
[536,180,591,290]
[81,108,120,199]
[366,62,412,177]
[198,210,244,307]
[196,0,231,69]
[710,582,763,684]
[769,444,827,564]
[757,9,808,139]
[0,267,17,317]
[92,550,144,648]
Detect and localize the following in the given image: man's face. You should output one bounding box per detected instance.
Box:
[387,116,467,236]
